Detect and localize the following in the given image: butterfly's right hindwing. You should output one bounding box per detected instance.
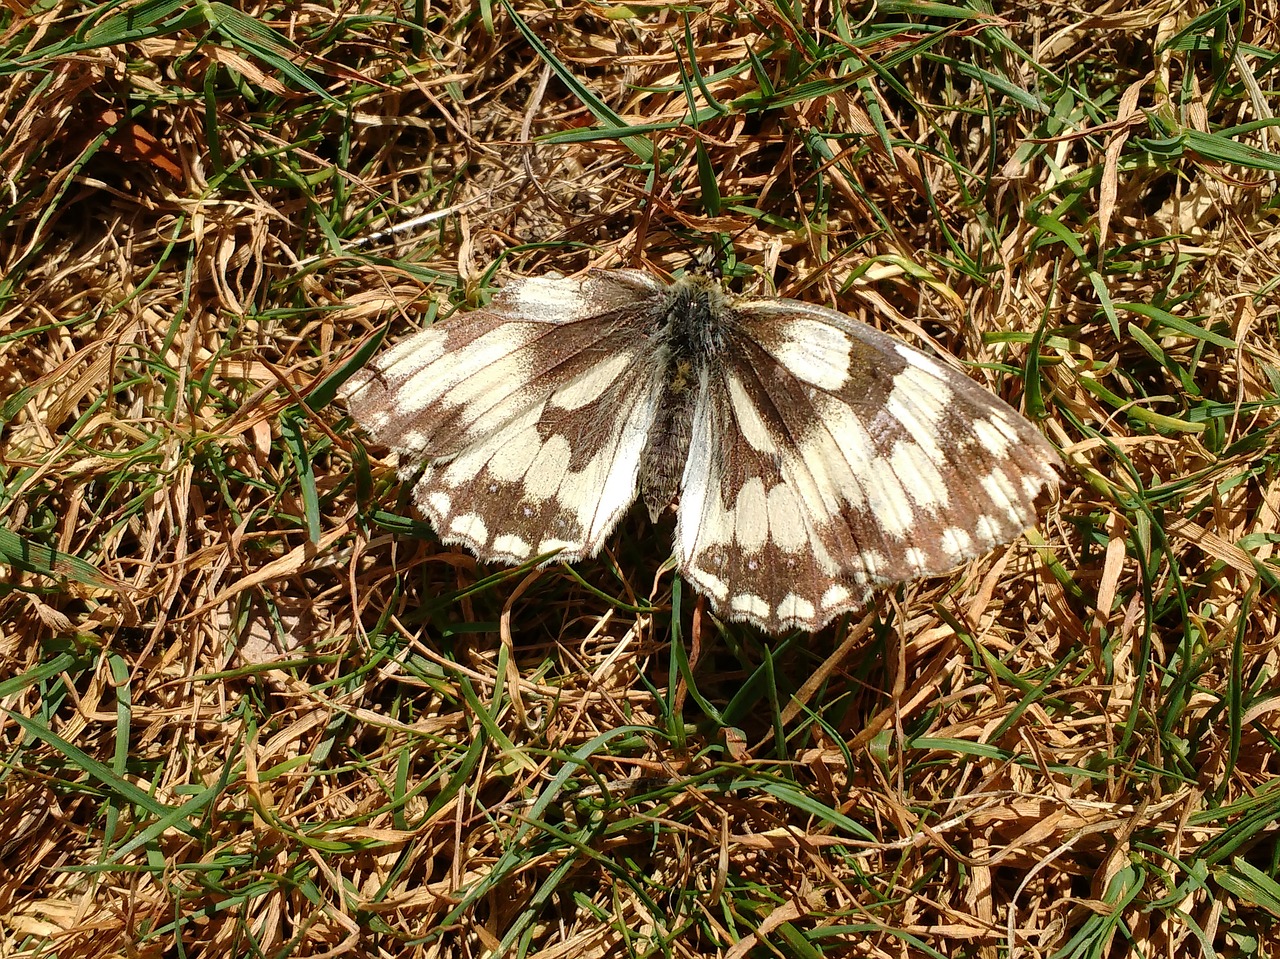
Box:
[673,294,1060,632]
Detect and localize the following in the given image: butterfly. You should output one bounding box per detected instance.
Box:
[341,266,1060,634]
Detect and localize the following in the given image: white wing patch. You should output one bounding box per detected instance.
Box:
[766,317,852,389]
[885,366,951,462]
[549,352,634,411]
[726,374,776,451]
[506,274,588,318]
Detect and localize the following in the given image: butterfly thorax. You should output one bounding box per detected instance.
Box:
[638,274,730,520]
[659,272,730,360]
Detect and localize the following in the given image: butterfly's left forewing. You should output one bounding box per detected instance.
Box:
[344,272,670,564]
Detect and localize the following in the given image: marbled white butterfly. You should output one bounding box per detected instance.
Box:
[342,266,1060,633]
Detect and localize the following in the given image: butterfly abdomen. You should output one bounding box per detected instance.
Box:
[637,275,727,520]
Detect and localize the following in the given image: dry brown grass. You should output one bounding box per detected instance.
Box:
[3,0,1280,956]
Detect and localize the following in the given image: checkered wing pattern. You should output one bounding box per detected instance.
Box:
[343,268,1060,633]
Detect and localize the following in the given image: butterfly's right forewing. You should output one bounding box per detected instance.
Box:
[673,295,1060,633]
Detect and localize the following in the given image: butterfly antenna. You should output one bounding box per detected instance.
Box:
[687,244,725,280]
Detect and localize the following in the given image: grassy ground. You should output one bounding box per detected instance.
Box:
[3,0,1280,956]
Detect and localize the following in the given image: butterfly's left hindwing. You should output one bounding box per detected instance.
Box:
[344,272,670,564]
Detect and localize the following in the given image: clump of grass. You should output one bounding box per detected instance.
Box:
[2,0,1279,956]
